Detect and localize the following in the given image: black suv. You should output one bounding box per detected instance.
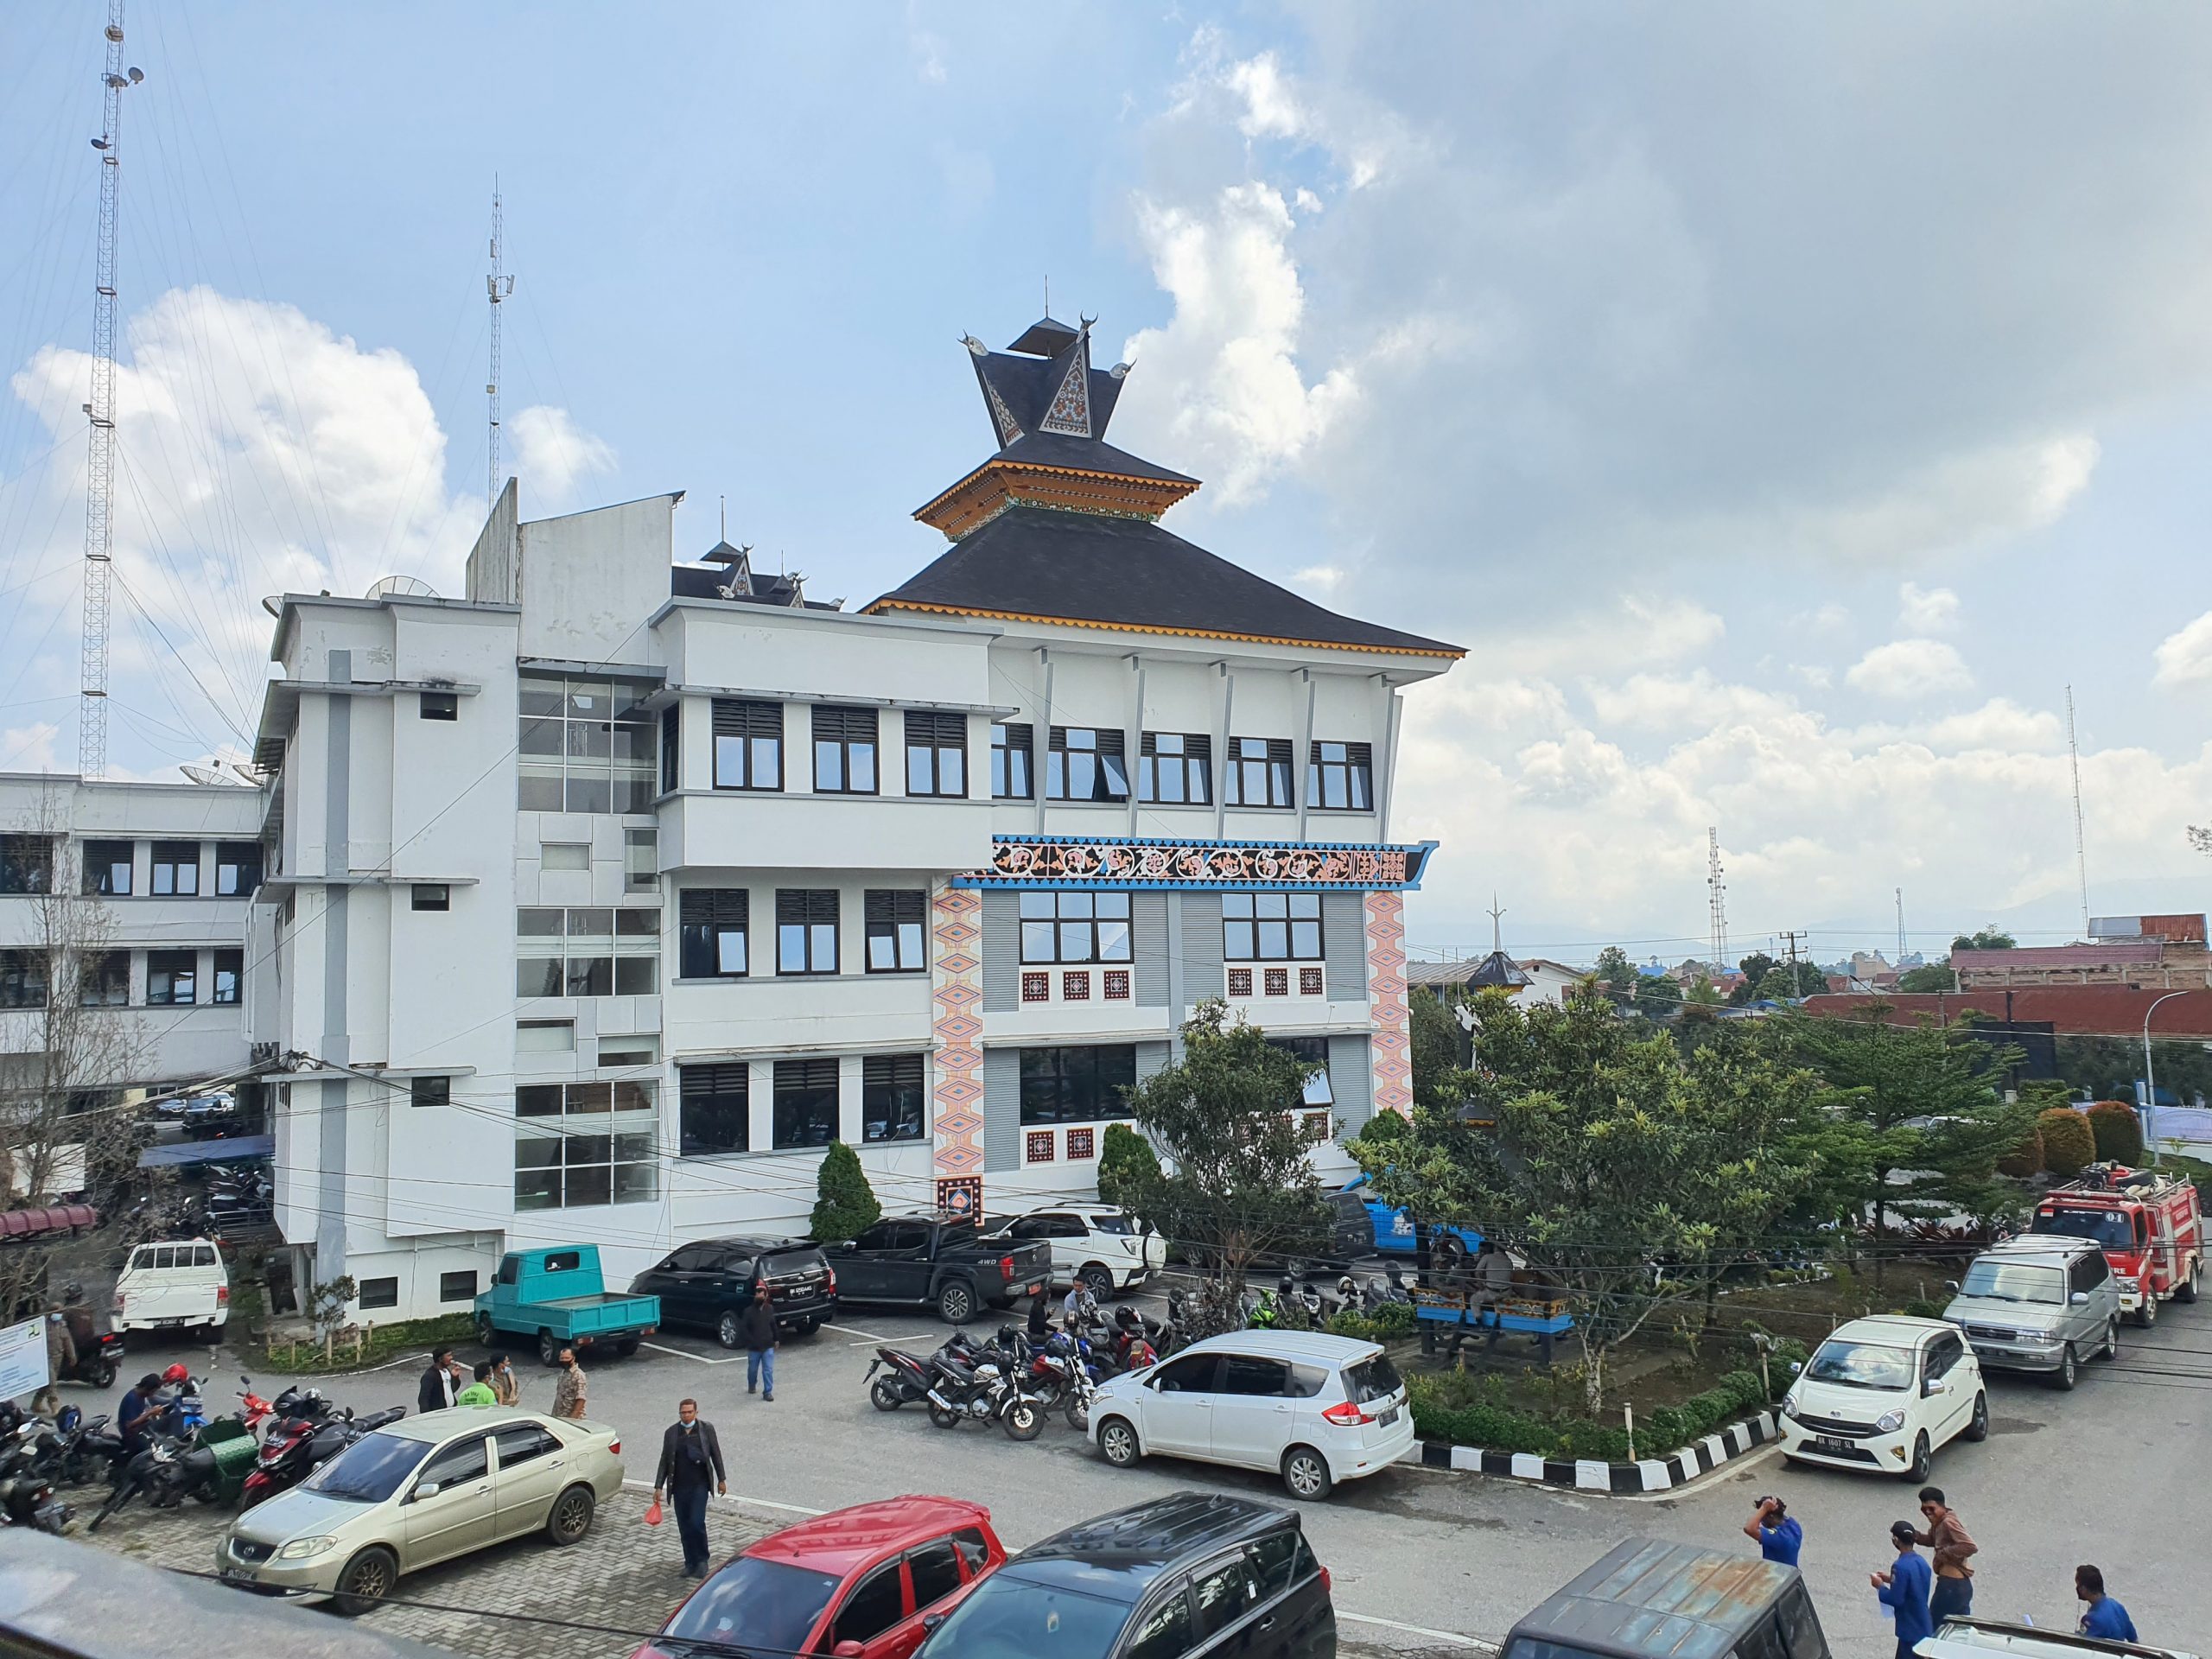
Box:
[629,1236,836,1347]
[917,1493,1333,1659]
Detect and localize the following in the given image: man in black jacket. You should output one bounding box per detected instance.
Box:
[653,1398,728,1577]
[417,1347,461,1414]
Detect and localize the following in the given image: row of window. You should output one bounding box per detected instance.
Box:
[518,677,659,814]
[357,1267,480,1311]
[674,889,926,979]
[0,948,242,1011]
[678,1053,926,1156]
[1014,891,1325,965]
[991,727,1372,810]
[704,701,968,798]
[1019,1039,1331,1124]
[3,837,264,899]
[513,1076,658,1211]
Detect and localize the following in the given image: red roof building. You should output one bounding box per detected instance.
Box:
[1801,987,2212,1040]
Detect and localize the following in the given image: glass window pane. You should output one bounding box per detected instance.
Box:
[1225,921,1255,959]
[811,922,837,972]
[714,734,744,785]
[1258,920,1288,959]
[568,721,611,759]
[1021,921,1057,963]
[907,748,932,794]
[1096,893,1128,918]
[1059,923,1093,962]
[518,717,563,755]
[1350,770,1370,810]
[1223,893,1254,918]
[1102,753,1129,798]
[716,931,747,974]
[517,958,563,997]
[1291,920,1321,957]
[518,684,563,716]
[752,735,779,783]
[898,920,923,966]
[518,908,563,938]
[614,956,657,995]
[566,1083,613,1115]
[779,923,807,972]
[566,957,613,996]
[850,745,875,792]
[1096,920,1130,961]
[565,776,612,813]
[565,1165,613,1207]
[941,749,963,795]
[569,907,613,938]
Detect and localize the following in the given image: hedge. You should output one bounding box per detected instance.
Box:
[1996,1127,2044,1179]
[2087,1100,2145,1166]
[1326,1301,1416,1341]
[2038,1107,2096,1179]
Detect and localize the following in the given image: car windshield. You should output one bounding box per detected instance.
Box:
[1346,1353,1403,1403]
[1086,1214,1134,1236]
[302,1432,427,1503]
[1805,1339,1914,1390]
[662,1556,842,1654]
[918,1572,1133,1659]
[1961,1260,2067,1305]
[2033,1209,2133,1249]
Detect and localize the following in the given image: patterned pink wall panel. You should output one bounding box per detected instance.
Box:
[931,886,987,1203]
[1365,890,1413,1119]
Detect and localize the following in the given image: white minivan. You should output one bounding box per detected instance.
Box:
[113,1239,229,1338]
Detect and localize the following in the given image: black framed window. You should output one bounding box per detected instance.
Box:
[679,889,747,978]
[79,951,128,1007]
[991,722,1033,799]
[1225,737,1294,808]
[212,949,243,1007]
[0,835,53,895]
[0,949,48,1011]
[1308,741,1373,811]
[419,690,458,721]
[440,1270,478,1302]
[410,1075,452,1109]
[862,1054,925,1143]
[1019,1046,1138,1125]
[864,890,926,973]
[213,842,261,897]
[1046,727,1128,801]
[904,711,967,798]
[1270,1035,1334,1106]
[517,906,658,997]
[812,706,879,793]
[412,884,450,912]
[518,677,658,813]
[149,842,200,896]
[711,698,783,791]
[146,949,197,1006]
[776,889,839,975]
[660,703,680,794]
[81,840,131,896]
[1019,892,1131,963]
[680,1063,749,1156]
[514,1081,656,1210]
[1139,732,1211,804]
[1224,893,1322,960]
[772,1058,840,1149]
[358,1278,399,1310]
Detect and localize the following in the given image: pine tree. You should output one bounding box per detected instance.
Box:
[1095,1122,1160,1213]
[809,1141,880,1243]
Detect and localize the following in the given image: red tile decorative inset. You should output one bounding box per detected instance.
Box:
[1062,970,1090,1001]
[1026,1131,1056,1164]
[1103,969,1130,1001]
[931,887,987,1179]
[1021,972,1049,1002]
[1066,1128,1095,1160]
[1366,890,1412,1120]
[1300,967,1325,997]
[1264,967,1289,997]
[1228,968,1253,997]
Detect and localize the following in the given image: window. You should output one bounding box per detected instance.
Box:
[1019,892,1131,963]
[950,1528,991,1575]
[410,1076,451,1109]
[1224,893,1322,960]
[213,949,243,1007]
[541,842,588,872]
[1124,1590,1193,1659]
[82,840,131,895]
[516,906,658,998]
[213,842,261,896]
[1220,1355,1291,1396]
[679,889,748,978]
[358,1277,399,1310]
[1019,1046,1137,1125]
[773,1059,840,1150]
[660,703,680,794]
[412,884,450,912]
[2069,1250,2110,1292]
[1046,727,1128,801]
[492,1423,561,1470]
[0,835,53,895]
[1139,732,1211,804]
[908,1539,963,1611]
[1224,737,1294,808]
[79,951,128,1008]
[0,950,48,1011]
[904,710,967,798]
[1269,1036,1333,1106]
[776,889,838,975]
[712,699,783,791]
[518,676,658,813]
[864,890,926,972]
[812,706,879,793]
[419,690,458,721]
[991,722,1033,799]
[1151,1353,1217,1393]
[439,1270,477,1303]
[514,1081,656,1209]
[1189,1554,1261,1643]
[1249,1531,1303,1595]
[1308,741,1372,811]
[516,1019,573,1052]
[148,841,200,896]
[862,1054,925,1143]
[418,1433,491,1489]
[625,828,658,893]
[680,1063,749,1156]
[832,1563,906,1649]
[146,950,197,1006]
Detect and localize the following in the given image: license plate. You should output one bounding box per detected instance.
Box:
[153,1318,187,1328]
[1378,1405,1401,1427]
[1813,1435,1853,1455]
[220,1565,255,1584]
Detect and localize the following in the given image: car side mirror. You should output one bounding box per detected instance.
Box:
[412,1481,441,1501]
[1923,1378,1946,1397]
[835,1643,866,1657]
[2070,1291,2089,1305]
[1787,1361,1802,1376]
[837,1241,855,1253]
[1944,1280,1960,1294]
[921,1613,949,1632]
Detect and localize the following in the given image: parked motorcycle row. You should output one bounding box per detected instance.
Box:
[121,1160,273,1249]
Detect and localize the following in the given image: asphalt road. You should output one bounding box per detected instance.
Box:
[107,1289,2212,1658]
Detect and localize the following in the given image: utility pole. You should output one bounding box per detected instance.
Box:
[79,2,143,780]
[1780,930,1808,998]
[1896,887,1905,963]
[2066,685,2090,939]
[486,185,514,502]
[1707,827,1727,974]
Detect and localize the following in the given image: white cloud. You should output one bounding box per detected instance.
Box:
[1897,581,1961,633]
[1289,563,1343,593]
[1844,638,1974,700]
[1585,671,1796,732]
[2153,610,2212,687]
[1224,52,1308,142]
[511,406,615,511]
[1923,697,2063,753]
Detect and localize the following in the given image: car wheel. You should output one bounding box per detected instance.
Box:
[613,1338,639,1358]
[331,1546,398,1617]
[2137,1292,2158,1329]
[871,1378,904,1412]
[1080,1266,1116,1301]
[1282,1446,1334,1502]
[797,1319,822,1338]
[537,1330,561,1367]
[717,1311,742,1350]
[2053,1343,2078,1390]
[546,1484,595,1546]
[1901,1433,1931,1484]
[477,1314,498,1348]
[2179,1262,2202,1304]
[1098,1416,1140,1468]
[1963,1392,1989,1443]
[2100,1318,2120,1361]
[938,1281,976,1325]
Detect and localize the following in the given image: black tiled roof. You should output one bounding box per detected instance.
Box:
[870,507,1461,655]
[986,433,1194,487]
[669,564,837,609]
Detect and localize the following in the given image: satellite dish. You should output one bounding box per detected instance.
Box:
[365,574,437,600]
[228,762,261,785]
[179,765,245,787]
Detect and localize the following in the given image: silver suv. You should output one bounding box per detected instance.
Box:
[1943,1236,2121,1389]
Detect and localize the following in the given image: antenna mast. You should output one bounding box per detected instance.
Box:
[486,185,514,502]
[1896,886,1905,962]
[1707,826,1727,972]
[2066,684,2090,938]
[79,1,140,780]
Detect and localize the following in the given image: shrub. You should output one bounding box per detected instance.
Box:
[2038,1108,2096,1179]
[1899,1298,1948,1320]
[1325,1300,1416,1342]
[809,1141,880,1243]
[1353,1110,1408,1148]
[1096,1122,1160,1213]
[1996,1127,2044,1179]
[1408,1361,1774,1462]
[2088,1100,2145,1166]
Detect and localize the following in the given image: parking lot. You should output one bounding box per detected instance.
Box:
[80,1281,2212,1657]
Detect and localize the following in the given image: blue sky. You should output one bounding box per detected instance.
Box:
[4,3,2212,965]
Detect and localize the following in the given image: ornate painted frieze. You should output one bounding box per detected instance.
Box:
[955,834,1434,891]
[929,885,986,1194]
[1365,889,1413,1120]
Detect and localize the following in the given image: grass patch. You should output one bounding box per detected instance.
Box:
[261,1313,476,1375]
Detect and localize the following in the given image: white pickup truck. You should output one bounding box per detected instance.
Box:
[112,1239,229,1338]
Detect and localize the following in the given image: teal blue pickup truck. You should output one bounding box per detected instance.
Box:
[474,1245,660,1366]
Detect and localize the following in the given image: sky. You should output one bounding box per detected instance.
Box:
[3,3,2211,968]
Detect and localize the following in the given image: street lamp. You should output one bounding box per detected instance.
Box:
[2141,990,2188,1168]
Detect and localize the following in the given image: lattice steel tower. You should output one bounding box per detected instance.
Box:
[486,186,514,502]
[1707,825,1728,974]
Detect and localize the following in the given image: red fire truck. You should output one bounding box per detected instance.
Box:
[2031,1165,2203,1326]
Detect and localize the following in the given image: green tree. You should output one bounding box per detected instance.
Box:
[1095,1122,1161,1213]
[1357,986,1816,1410]
[1752,961,1827,1001]
[1408,985,1471,1110]
[1897,963,1957,992]
[809,1141,881,1243]
[1592,945,1637,995]
[1634,972,1683,1018]
[1731,952,1777,1006]
[1685,975,1724,1008]
[1951,927,2017,951]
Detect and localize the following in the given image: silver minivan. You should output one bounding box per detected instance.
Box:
[1943,1236,2120,1389]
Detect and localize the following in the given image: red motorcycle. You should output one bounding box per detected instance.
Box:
[238,1393,402,1510]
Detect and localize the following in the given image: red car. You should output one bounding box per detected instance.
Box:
[633,1497,1005,1659]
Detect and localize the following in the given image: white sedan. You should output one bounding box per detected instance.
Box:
[989,1205,1166,1298]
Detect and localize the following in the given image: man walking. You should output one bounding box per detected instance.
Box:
[1913,1485,1977,1619]
[2075,1566,2138,1642]
[741,1285,778,1401]
[455,1362,498,1406]
[417,1347,461,1414]
[1743,1496,1802,1567]
[652,1399,727,1579]
[551,1347,588,1420]
[1872,1520,1933,1659]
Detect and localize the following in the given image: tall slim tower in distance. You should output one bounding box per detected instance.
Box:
[2065,685,2091,939]
[1707,826,1727,973]
[486,187,514,503]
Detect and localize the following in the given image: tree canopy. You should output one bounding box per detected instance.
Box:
[1897,963,1958,992]
[1951,927,2017,951]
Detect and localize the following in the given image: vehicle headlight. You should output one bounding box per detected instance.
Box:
[1779,1393,1802,1422]
[277,1535,338,1560]
[1874,1410,1906,1433]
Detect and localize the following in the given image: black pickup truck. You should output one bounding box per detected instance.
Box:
[827,1216,1052,1325]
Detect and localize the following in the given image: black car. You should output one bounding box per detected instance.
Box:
[628,1236,836,1347]
[917,1492,1334,1659]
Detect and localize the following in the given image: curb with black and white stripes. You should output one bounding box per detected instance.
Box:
[1412,1409,1777,1496]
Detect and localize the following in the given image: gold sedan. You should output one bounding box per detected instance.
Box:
[214,1405,626,1614]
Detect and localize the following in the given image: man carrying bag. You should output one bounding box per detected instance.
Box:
[652,1398,728,1578]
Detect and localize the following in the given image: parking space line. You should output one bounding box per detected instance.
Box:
[640,1341,744,1366]
[1338,1612,1496,1651]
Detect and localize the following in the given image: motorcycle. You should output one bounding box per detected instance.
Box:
[238,1403,404,1511]
[0,1423,71,1534]
[924,1337,1042,1440]
[89,1436,188,1529]
[864,1347,936,1412]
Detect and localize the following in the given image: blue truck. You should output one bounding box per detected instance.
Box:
[474,1245,660,1366]
[1331,1179,1573,1361]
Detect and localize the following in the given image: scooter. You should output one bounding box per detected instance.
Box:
[89,1436,187,1529]
[238,1404,403,1511]
[865,1346,936,1412]
[0,1424,71,1534]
